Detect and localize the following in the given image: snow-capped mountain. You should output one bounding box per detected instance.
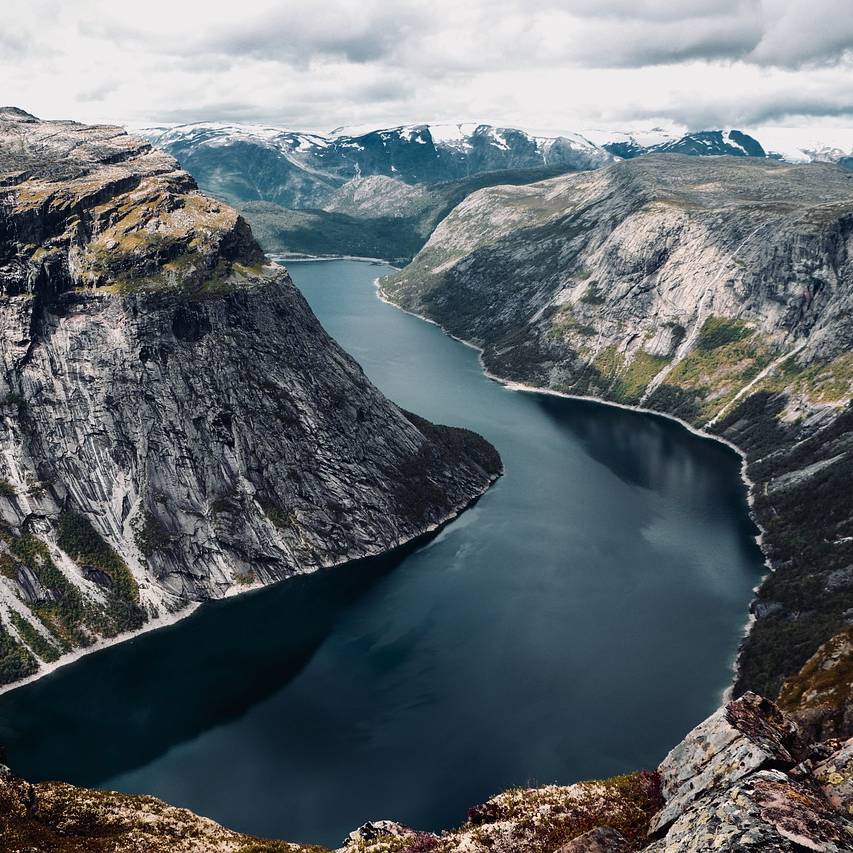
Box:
[586,128,766,159]
[142,122,614,209]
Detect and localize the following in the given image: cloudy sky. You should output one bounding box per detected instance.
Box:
[3,0,853,150]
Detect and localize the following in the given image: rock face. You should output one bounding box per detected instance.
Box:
[380,154,853,699]
[3,693,851,852]
[649,693,808,833]
[0,108,501,687]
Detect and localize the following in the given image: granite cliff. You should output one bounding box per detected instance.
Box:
[0,108,501,688]
[381,154,853,701]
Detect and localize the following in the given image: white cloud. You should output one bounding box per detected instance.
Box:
[1,0,852,144]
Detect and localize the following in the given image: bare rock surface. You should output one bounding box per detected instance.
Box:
[650,693,807,833]
[0,109,500,688]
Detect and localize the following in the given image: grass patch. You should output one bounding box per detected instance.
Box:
[57,513,144,635]
[57,513,139,605]
[696,316,750,351]
[0,619,38,685]
[614,351,671,403]
[8,610,61,663]
[133,511,171,558]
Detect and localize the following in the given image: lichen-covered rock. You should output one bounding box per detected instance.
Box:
[778,627,853,741]
[0,109,501,688]
[650,693,807,833]
[814,739,853,818]
[553,825,630,852]
[646,770,853,852]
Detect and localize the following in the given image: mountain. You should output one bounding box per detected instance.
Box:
[0,108,500,688]
[145,121,613,210]
[381,154,853,700]
[598,129,766,159]
[3,690,851,851]
[238,165,581,264]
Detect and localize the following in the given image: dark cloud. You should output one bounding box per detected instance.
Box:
[617,87,853,130]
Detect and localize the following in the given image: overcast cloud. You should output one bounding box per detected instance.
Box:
[2,0,853,145]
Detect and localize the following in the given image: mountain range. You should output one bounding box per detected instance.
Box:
[144,121,853,264]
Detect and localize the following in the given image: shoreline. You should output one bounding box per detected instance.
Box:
[273,253,402,267]
[373,272,771,703]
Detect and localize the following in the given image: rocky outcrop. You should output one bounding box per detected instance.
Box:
[0,763,323,853]
[778,627,853,741]
[0,108,501,688]
[3,694,851,852]
[380,154,853,699]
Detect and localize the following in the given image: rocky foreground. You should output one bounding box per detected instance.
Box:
[0,108,501,687]
[2,692,851,852]
[381,154,853,701]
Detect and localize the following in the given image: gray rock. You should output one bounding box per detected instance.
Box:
[553,825,629,852]
[647,770,853,852]
[814,738,853,817]
[650,693,806,833]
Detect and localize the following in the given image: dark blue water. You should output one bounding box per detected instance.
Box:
[0,260,764,847]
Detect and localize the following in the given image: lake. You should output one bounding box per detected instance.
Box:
[0,259,765,847]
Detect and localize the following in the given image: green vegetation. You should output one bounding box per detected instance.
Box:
[0,619,38,685]
[0,526,87,648]
[592,345,624,380]
[0,479,16,498]
[661,324,773,421]
[696,315,750,351]
[57,512,145,635]
[616,352,671,403]
[645,383,705,422]
[548,307,596,340]
[57,513,139,605]
[757,351,853,404]
[262,503,297,530]
[133,511,171,558]
[233,570,256,586]
[8,610,61,663]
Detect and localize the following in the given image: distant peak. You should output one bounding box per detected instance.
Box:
[0,107,39,123]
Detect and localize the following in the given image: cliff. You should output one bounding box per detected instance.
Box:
[3,692,851,851]
[380,154,853,700]
[0,108,501,688]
